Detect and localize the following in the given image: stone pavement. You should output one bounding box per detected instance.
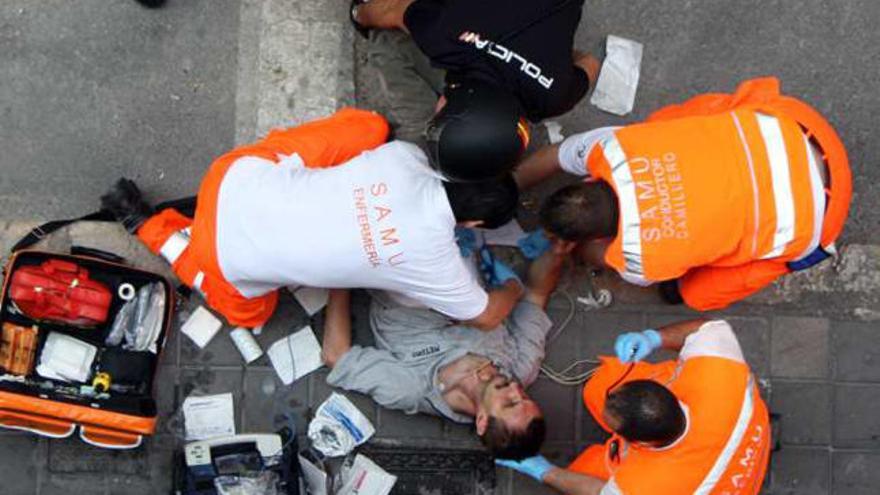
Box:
[1,1,879,494]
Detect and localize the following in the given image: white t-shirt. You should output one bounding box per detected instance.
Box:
[213,141,489,321]
[557,126,620,176]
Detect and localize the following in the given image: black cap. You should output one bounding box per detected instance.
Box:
[425,80,529,182]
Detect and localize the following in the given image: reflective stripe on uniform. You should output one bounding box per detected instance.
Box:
[193,271,205,293]
[694,376,756,494]
[158,230,191,264]
[756,115,796,259]
[600,478,624,495]
[602,135,644,279]
[731,113,762,258]
[794,135,827,261]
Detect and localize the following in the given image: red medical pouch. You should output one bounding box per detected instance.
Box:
[9,259,113,327]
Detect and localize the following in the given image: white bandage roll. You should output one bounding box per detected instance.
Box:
[230,327,263,364]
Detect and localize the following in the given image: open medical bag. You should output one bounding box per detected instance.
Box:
[0,213,174,449]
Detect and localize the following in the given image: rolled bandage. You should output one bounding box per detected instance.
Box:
[118,283,136,301]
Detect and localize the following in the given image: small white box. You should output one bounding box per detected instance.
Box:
[180,306,223,349]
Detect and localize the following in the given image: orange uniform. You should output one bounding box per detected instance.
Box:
[569,321,770,494]
[136,108,390,327]
[561,78,851,310]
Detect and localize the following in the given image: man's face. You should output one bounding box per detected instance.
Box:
[479,375,542,432]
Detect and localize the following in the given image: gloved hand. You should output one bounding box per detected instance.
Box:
[517,230,552,260]
[614,329,662,363]
[479,247,520,287]
[455,227,478,258]
[495,455,556,482]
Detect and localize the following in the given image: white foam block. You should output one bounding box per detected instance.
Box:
[267,326,323,385]
[180,306,223,349]
[293,286,330,316]
[590,35,644,116]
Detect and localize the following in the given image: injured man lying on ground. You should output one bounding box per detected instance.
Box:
[320,246,569,460]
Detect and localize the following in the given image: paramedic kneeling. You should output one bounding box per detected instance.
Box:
[100,108,522,331]
[517,77,851,311]
[497,319,770,495]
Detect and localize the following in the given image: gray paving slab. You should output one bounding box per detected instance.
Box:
[833,384,880,450]
[770,382,832,446]
[39,473,106,495]
[832,321,880,382]
[0,435,40,495]
[179,368,245,433]
[832,452,880,495]
[48,439,150,475]
[725,317,772,378]
[105,441,176,495]
[241,366,309,433]
[771,317,830,379]
[767,447,830,495]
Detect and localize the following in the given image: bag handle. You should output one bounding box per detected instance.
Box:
[70,246,127,265]
[10,196,197,254]
[79,424,143,450]
[0,408,77,439]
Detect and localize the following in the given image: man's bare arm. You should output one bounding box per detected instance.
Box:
[514,144,564,190]
[465,280,524,331]
[654,318,710,353]
[543,468,606,495]
[353,0,415,32]
[573,51,601,88]
[321,289,353,368]
[524,249,569,308]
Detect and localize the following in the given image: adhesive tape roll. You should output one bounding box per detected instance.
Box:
[92,372,111,392]
[118,283,136,301]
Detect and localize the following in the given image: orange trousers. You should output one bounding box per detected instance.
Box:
[136,108,390,327]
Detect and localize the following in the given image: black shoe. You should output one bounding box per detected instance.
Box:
[350,0,371,39]
[100,179,155,234]
[133,0,166,8]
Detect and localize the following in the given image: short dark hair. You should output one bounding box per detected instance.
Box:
[481,416,546,460]
[443,175,519,229]
[605,380,685,445]
[539,182,618,241]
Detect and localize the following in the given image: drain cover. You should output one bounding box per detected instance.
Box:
[360,447,496,495]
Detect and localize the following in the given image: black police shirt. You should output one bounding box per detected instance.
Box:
[404,0,589,122]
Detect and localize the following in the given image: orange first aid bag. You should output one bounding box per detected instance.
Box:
[0,214,175,449]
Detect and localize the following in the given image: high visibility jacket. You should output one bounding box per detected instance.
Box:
[586,77,851,310]
[569,356,770,495]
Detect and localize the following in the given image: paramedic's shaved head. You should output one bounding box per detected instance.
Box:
[540,182,618,241]
[604,380,685,446]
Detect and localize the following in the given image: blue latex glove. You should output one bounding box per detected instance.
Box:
[455,227,478,258]
[495,455,556,482]
[517,230,552,260]
[478,247,520,287]
[614,329,662,363]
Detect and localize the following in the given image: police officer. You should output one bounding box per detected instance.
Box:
[352,0,599,181]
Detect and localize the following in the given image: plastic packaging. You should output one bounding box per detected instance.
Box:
[307,393,375,457]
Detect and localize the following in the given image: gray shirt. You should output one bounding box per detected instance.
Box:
[326,291,553,423]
